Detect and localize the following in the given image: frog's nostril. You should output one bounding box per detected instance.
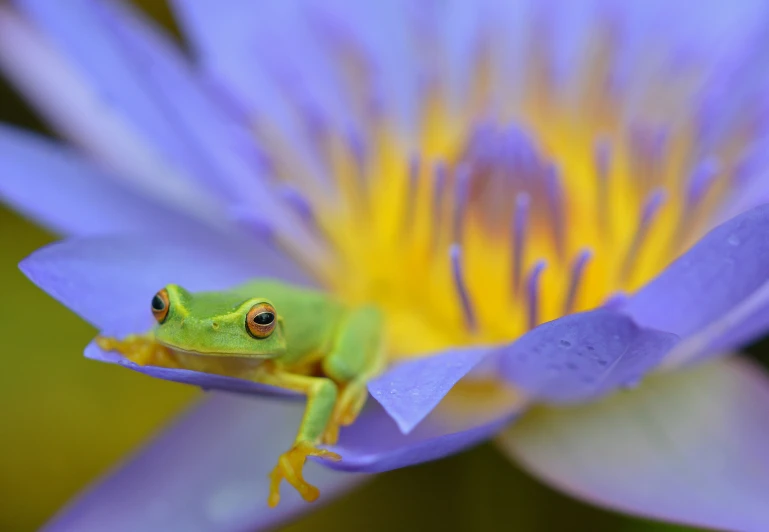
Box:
[211,322,219,330]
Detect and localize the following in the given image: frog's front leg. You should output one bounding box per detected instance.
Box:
[253,366,342,507]
[95,333,179,368]
[321,305,386,445]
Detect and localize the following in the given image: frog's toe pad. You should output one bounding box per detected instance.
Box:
[267,442,341,507]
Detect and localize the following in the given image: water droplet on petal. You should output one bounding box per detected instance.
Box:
[727,234,740,246]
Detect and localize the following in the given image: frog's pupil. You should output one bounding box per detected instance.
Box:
[254,312,274,325]
[151,295,166,311]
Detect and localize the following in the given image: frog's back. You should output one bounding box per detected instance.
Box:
[230,279,346,356]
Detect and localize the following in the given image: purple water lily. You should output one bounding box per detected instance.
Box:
[3,0,769,530]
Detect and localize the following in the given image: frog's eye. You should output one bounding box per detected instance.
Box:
[151,288,170,324]
[246,302,277,338]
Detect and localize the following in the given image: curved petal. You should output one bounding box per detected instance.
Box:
[43,392,365,532]
[367,346,494,434]
[325,381,524,473]
[0,125,206,237]
[498,309,679,403]
[170,0,417,131]
[0,6,219,225]
[621,204,769,365]
[498,358,769,531]
[19,235,310,335]
[84,341,301,399]
[12,0,257,201]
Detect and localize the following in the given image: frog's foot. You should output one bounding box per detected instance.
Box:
[267,441,341,508]
[95,335,176,367]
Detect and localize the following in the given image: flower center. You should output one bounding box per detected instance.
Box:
[250,25,755,359]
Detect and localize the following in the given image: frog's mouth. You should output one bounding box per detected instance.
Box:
[157,342,276,359]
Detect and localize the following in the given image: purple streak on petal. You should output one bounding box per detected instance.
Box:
[511,192,531,295]
[450,243,477,333]
[543,163,566,258]
[593,138,611,232]
[19,235,310,336]
[672,158,721,248]
[526,260,547,329]
[452,163,472,244]
[404,153,420,228]
[563,249,593,315]
[621,204,769,353]
[229,204,333,270]
[0,125,201,238]
[620,188,667,282]
[510,126,542,183]
[43,392,365,532]
[499,358,769,531]
[499,309,679,403]
[686,157,720,207]
[324,384,523,473]
[368,347,493,434]
[278,184,318,231]
[347,127,368,180]
[228,207,278,245]
[430,161,448,249]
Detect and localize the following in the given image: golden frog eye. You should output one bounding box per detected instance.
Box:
[151,288,170,324]
[246,302,277,338]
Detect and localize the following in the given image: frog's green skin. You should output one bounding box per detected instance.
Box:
[96,279,385,508]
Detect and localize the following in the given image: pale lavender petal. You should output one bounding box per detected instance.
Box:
[325,383,524,472]
[499,309,679,403]
[0,125,203,237]
[0,6,219,223]
[20,235,310,336]
[12,0,248,201]
[170,0,328,186]
[43,393,365,532]
[498,358,769,531]
[621,204,769,363]
[367,347,493,434]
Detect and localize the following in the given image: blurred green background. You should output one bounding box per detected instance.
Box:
[0,2,761,531]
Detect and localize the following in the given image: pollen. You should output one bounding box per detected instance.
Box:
[250,22,755,360]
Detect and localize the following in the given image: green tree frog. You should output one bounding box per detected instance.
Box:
[96,280,385,507]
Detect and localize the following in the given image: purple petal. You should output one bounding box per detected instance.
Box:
[170,0,328,186]
[498,358,769,531]
[0,6,216,218]
[499,309,679,403]
[12,0,263,203]
[0,125,205,237]
[43,393,365,532]
[621,204,769,363]
[325,382,524,473]
[85,341,300,399]
[368,347,494,434]
[20,235,310,336]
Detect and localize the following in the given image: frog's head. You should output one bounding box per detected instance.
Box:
[149,284,287,358]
